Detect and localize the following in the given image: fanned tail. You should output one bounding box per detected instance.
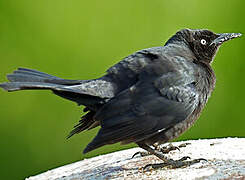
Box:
[0,67,82,92]
[0,68,110,138]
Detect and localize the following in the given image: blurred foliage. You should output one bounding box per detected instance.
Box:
[0,0,244,179]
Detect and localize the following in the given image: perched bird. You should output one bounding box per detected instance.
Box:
[0,29,241,168]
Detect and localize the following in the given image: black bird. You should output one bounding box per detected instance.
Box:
[0,29,241,168]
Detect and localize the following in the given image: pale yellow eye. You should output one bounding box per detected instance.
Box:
[201,39,207,45]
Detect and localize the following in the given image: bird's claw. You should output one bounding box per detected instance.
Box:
[158,143,180,153]
[133,143,191,158]
[155,142,191,154]
[178,156,191,161]
[132,151,151,158]
[143,157,207,170]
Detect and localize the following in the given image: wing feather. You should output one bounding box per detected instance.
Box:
[84,55,199,153]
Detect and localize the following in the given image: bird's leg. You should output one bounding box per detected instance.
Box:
[136,143,170,161]
[132,143,164,158]
[132,142,191,158]
[137,143,207,170]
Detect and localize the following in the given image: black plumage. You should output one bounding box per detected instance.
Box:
[0,29,241,164]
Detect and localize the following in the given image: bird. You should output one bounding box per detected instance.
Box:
[0,29,242,168]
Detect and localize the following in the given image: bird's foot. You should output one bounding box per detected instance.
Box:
[155,143,189,153]
[132,142,191,158]
[144,156,207,170]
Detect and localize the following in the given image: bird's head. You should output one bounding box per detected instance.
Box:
[165,29,242,63]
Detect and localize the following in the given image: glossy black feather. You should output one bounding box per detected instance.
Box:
[0,29,241,155]
[84,55,199,153]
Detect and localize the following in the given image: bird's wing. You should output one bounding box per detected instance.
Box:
[105,47,165,91]
[83,56,200,153]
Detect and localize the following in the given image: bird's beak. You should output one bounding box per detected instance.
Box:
[210,33,242,46]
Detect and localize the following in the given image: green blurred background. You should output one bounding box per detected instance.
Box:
[0,0,244,179]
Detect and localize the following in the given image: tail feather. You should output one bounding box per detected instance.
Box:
[7,68,59,82]
[0,67,109,138]
[67,110,98,139]
[0,82,67,92]
[7,67,81,84]
[0,68,107,106]
[0,68,82,92]
[14,68,57,78]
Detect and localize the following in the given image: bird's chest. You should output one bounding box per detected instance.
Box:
[163,112,199,142]
[159,76,215,143]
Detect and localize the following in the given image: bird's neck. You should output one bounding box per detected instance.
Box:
[164,42,216,99]
[196,61,216,104]
[164,43,197,61]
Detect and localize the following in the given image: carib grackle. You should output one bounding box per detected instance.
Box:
[0,29,242,169]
